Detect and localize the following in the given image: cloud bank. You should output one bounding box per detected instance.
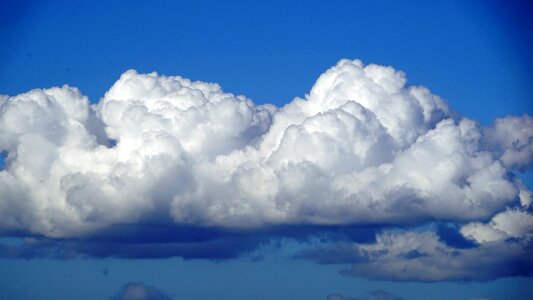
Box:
[1,59,532,281]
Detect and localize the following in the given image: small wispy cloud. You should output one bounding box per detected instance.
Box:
[327,289,402,300]
[110,282,171,300]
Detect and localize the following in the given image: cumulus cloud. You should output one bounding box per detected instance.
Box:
[1,59,531,236]
[298,225,533,281]
[0,59,532,280]
[461,208,533,243]
[110,282,171,300]
[484,115,533,170]
[298,187,533,281]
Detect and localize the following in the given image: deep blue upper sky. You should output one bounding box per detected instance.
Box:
[1,1,532,299]
[1,0,532,125]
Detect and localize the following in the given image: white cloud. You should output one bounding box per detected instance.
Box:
[461,208,533,244]
[484,114,533,170]
[299,185,533,282]
[0,59,531,238]
[299,227,533,281]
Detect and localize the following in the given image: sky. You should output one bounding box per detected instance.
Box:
[0,1,532,299]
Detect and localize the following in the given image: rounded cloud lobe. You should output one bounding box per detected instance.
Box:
[1,59,532,281]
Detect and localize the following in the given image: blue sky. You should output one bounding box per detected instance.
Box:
[2,1,532,121]
[1,1,533,299]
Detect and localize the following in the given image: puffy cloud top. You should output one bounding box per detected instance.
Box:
[0,59,532,239]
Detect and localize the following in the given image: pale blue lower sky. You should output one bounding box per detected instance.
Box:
[1,241,532,300]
